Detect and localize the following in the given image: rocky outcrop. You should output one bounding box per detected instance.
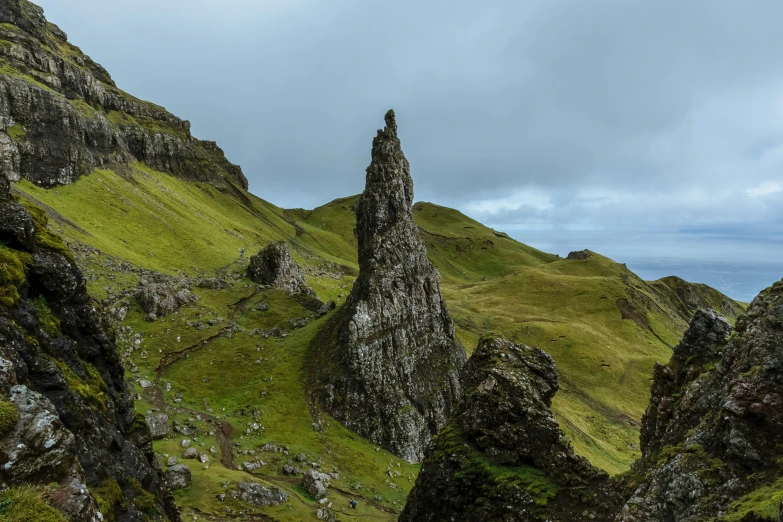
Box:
[237,481,289,507]
[401,335,616,521]
[135,280,196,320]
[311,110,466,463]
[567,249,592,260]
[618,291,783,521]
[0,0,247,189]
[0,189,179,520]
[248,241,316,297]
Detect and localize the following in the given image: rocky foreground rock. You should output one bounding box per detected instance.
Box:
[0,0,246,189]
[405,282,783,521]
[248,241,316,297]
[401,335,616,521]
[311,110,466,463]
[0,178,178,520]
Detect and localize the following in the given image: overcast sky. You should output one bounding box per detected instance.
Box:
[35,0,783,299]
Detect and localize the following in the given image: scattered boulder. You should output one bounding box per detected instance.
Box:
[247,242,316,297]
[135,281,196,318]
[196,277,228,290]
[145,412,169,440]
[282,463,302,475]
[237,481,288,507]
[164,464,192,490]
[318,300,336,316]
[183,448,198,459]
[302,469,331,500]
[311,110,466,463]
[166,456,178,466]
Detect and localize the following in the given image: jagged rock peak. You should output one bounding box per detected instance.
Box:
[619,283,783,521]
[311,110,466,463]
[248,241,316,297]
[401,335,614,521]
[0,0,247,189]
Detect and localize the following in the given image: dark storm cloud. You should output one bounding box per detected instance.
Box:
[33,0,783,287]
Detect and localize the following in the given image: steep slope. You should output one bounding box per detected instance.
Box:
[0,0,246,189]
[0,175,178,520]
[309,110,466,463]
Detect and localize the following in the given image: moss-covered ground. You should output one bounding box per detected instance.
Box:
[13,165,745,518]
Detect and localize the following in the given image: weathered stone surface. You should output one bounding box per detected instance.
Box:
[146,412,169,440]
[0,199,35,250]
[2,385,102,522]
[618,291,783,522]
[312,110,466,463]
[0,190,179,520]
[237,481,289,506]
[0,0,247,189]
[164,464,191,490]
[135,282,196,318]
[301,469,330,499]
[401,336,614,522]
[248,242,316,297]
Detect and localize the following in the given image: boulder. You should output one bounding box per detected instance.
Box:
[135,282,196,318]
[301,469,330,500]
[247,242,316,297]
[145,412,169,440]
[183,448,197,459]
[164,464,191,490]
[237,481,288,507]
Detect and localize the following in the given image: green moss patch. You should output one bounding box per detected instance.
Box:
[0,400,18,436]
[0,485,67,522]
[7,124,24,141]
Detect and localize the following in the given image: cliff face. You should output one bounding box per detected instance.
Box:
[0,0,247,189]
[618,287,783,521]
[402,280,783,521]
[400,335,616,521]
[0,178,178,520]
[311,110,466,463]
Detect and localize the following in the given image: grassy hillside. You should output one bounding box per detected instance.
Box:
[13,165,744,520]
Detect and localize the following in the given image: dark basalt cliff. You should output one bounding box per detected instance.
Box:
[0,0,247,189]
[400,335,618,521]
[403,282,783,521]
[618,286,783,521]
[0,177,178,520]
[311,110,466,463]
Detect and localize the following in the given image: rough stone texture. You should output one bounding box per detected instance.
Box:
[617,292,783,522]
[3,385,102,521]
[0,0,247,189]
[135,281,196,318]
[248,241,316,297]
[312,110,466,463]
[0,197,179,521]
[301,469,330,500]
[237,481,289,506]
[164,464,191,490]
[401,335,615,522]
[145,412,169,440]
[0,198,35,250]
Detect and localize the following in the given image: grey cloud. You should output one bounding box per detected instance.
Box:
[31,0,783,296]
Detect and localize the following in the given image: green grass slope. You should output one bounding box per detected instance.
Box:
[13,166,744,521]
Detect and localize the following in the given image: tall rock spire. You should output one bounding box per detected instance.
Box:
[311,110,466,462]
